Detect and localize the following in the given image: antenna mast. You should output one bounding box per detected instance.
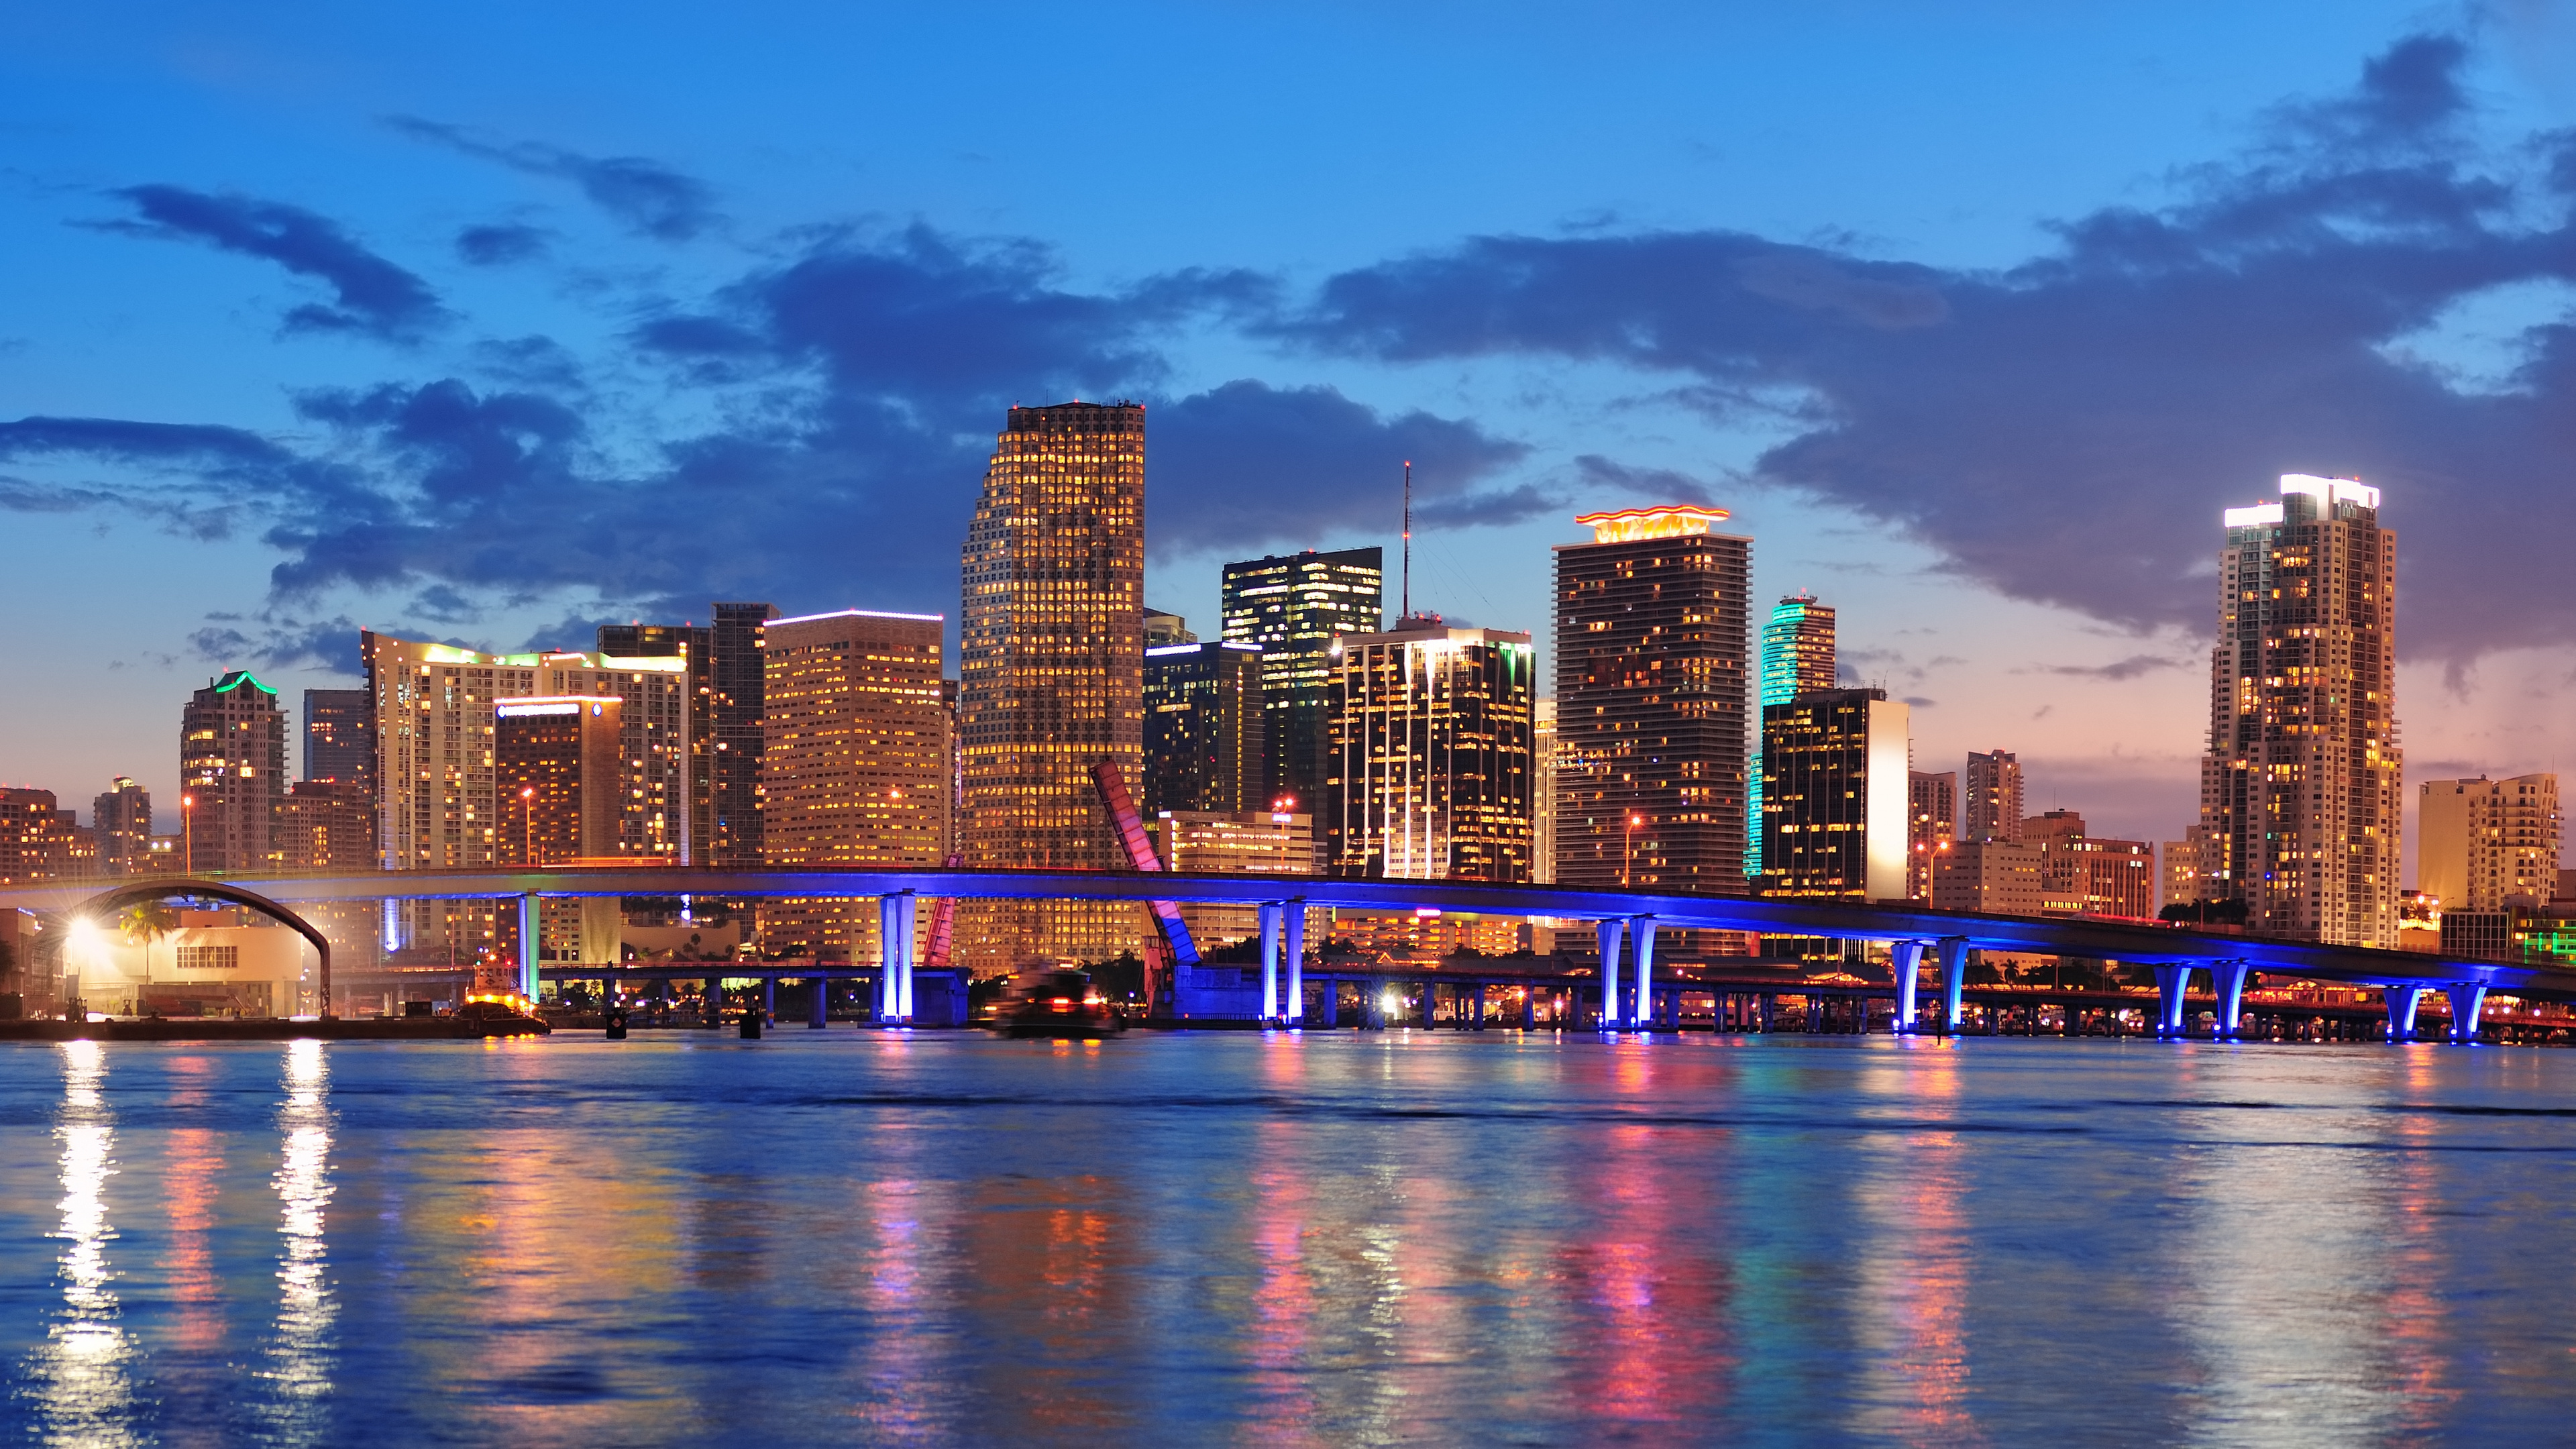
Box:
[1401,460,1412,619]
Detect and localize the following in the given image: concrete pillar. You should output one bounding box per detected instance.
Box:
[1283,902,1306,1027]
[2449,983,2487,1044]
[1937,937,1970,1034]
[878,896,900,1022]
[808,975,829,1028]
[1473,982,1487,1030]
[1595,919,1625,1030]
[762,975,775,1024]
[518,894,541,1002]
[2211,959,2251,1039]
[1258,902,1285,1022]
[1629,916,1656,1032]
[1521,986,1536,1030]
[2386,985,2425,1041]
[2153,964,2194,1036]
[1892,939,1925,1032]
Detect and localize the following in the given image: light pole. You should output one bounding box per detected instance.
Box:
[180,793,194,874]
[1623,813,1644,889]
[520,786,536,865]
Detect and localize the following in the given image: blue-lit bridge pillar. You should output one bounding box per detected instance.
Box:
[1629,916,1657,1031]
[2154,964,2194,1036]
[2211,959,2251,1038]
[879,892,915,1024]
[1892,939,1926,1031]
[2386,985,2425,1042]
[1937,937,1970,1033]
[1258,902,1286,1022]
[517,894,541,1002]
[1282,901,1306,1027]
[2447,983,2486,1044]
[1596,919,1625,1030]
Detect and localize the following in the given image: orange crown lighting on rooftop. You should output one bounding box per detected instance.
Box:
[1574,504,1730,543]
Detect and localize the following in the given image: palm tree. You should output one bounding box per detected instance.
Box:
[118,901,179,1014]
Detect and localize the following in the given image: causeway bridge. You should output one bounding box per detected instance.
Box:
[3,866,2567,1042]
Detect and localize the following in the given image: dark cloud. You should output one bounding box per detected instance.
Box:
[95,185,445,341]
[391,116,719,240]
[1570,453,1721,507]
[1282,34,2576,661]
[188,613,364,676]
[2029,655,2190,682]
[455,223,548,266]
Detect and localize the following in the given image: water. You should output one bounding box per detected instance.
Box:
[1,1031,2571,1446]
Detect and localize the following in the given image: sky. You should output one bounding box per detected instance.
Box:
[7,0,2576,875]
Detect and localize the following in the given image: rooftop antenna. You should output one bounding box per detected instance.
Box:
[1401,460,1412,619]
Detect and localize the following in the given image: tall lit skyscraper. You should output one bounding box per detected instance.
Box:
[92,777,152,877]
[1747,592,1835,877]
[1324,622,1536,882]
[496,696,627,964]
[2419,775,2559,912]
[303,688,375,794]
[710,602,778,869]
[1220,548,1385,816]
[1907,769,1955,902]
[1963,750,2025,843]
[1143,641,1265,815]
[180,670,286,873]
[1532,698,1557,884]
[957,402,1148,969]
[1552,506,1752,893]
[600,621,717,859]
[1756,686,1908,901]
[2198,474,2402,946]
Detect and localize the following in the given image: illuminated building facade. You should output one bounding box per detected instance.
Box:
[1551,506,1752,896]
[957,401,1148,969]
[2024,809,2156,919]
[1964,750,2025,843]
[180,670,286,872]
[1931,839,2044,914]
[2196,474,2403,946]
[303,688,375,794]
[0,788,73,883]
[2419,774,2560,912]
[1143,641,1265,815]
[1756,687,1909,901]
[1907,770,1955,902]
[1155,807,1319,947]
[600,621,718,859]
[1221,547,1385,816]
[92,777,152,877]
[1324,623,1536,883]
[760,608,951,961]
[278,779,375,872]
[710,602,778,869]
[1532,698,1556,883]
[496,696,626,963]
[2162,826,2207,908]
[1747,592,1835,877]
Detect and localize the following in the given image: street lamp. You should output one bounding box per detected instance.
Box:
[519,786,536,865]
[1623,813,1645,889]
[180,794,194,874]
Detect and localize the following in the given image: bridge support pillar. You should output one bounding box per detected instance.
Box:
[1472,982,1487,1030]
[2387,985,2425,1042]
[2154,965,2193,1036]
[1892,940,1925,1032]
[2211,959,2251,1039]
[1258,902,1285,1023]
[1596,920,1625,1030]
[2447,983,2486,1044]
[1937,937,1970,1034]
[517,894,541,1003]
[1283,903,1306,1027]
[810,975,829,1028]
[763,975,775,1024]
[1629,916,1657,1032]
[877,893,916,1024]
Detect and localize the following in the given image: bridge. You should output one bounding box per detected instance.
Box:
[3,865,2564,1041]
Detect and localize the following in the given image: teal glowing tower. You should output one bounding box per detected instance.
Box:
[1746,592,1835,877]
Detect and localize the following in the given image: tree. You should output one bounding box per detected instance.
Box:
[118,900,179,1011]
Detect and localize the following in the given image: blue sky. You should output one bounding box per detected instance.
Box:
[7,1,2576,869]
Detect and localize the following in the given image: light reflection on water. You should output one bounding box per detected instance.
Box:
[2,1034,2575,1444]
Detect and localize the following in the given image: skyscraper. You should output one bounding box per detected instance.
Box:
[180,670,286,873]
[761,608,951,961]
[496,696,627,963]
[1963,750,2025,843]
[2198,474,2402,946]
[1552,506,1752,893]
[1324,622,1536,882]
[710,602,778,869]
[2419,775,2559,912]
[1220,548,1385,816]
[303,688,375,793]
[1756,686,1908,902]
[1143,641,1265,815]
[1907,769,1955,902]
[2023,809,2156,918]
[1748,592,1835,877]
[1532,698,1557,884]
[92,777,152,877]
[600,621,717,860]
[0,789,72,884]
[957,402,1148,969]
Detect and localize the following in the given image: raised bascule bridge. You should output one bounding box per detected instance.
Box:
[3,867,2565,1042]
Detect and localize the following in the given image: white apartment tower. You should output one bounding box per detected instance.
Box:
[2418,774,2559,912]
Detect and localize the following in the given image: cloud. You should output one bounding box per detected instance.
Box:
[1281,33,2576,663]
[95,185,446,341]
[391,116,718,240]
[188,612,364,676]
[455,223,548,266]
[1570,453,1721,507]
[2028,654,2190,682]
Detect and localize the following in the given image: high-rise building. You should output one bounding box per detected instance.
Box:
[1143,606,1196,646]
[303,688,376,795]
[1931,840,2045,914]
[1963,751,2025,843]
[2198,474,2403,946]
[1324,622,1536,882]
[1756,686,1908,901]
[957,402,1148,971]
[278,779,375,873]
[2419,775,2560,912]
[2023,809,2156,919]
[1532,698,1557,884]
[600,621,717,861]
[180,670,286,873]
[1155,807,1320,949]
[496,696,627,963]
[1748,592,1835,877]
[710,602,778,869]
[760,609,951,961]
[1551,506,1752,894]
[0,789,72,883]
[92,777,152,877]
[1220,547,1385,816]
[1907,770,1957,902]
[1143,641,1265,816]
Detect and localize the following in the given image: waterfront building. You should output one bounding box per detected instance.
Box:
[1324,621,1536,882]
[0,788,72,883]
[303,688,375,795]
[2023,810,2156,919]
[710,602,778,869]
[1747,592,1835,877]
[1907,770,1956,902]
[1155,806,1320,949]
[1931,839,2045,914]
[760,608,951,961]
[957,401,1148,970]
[278,779,375,872]
[1532,698,1556,884]
[1552,505,1752,894]
[2196,474,2403,946]
[600,621,718,859]
[1220,547,1385,816]
[180,670,286,873]
[496,696,627,963]
[1144,641,1265,816]
[1756,686,1908,902]
[92,777,152,877]
[2162,825,2208,909]
[1963,750,2024,843]
[2419,775,2560,913]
